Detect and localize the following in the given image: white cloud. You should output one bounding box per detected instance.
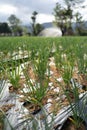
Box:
[0,4,17,15]
[0,0,87,24]
[37,14,55,23]
[17,13,55,25]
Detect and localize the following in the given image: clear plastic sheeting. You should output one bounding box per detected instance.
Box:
[38,27,62,37]
[0,81,87,130]
[0,81,54,130]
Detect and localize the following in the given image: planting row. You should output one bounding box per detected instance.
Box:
[0,37,87,130]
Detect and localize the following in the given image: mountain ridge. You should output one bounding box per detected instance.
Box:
[42,21,87,29]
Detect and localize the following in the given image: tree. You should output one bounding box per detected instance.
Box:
[31,11,44,36]
[35,23,44,35]
[8,14,23,36]
[31,11,38,35]
[74,12,86,35]
[64,0,84,6]
[0,22,11,35]
[53,0,85,35]
[53,3,73,35]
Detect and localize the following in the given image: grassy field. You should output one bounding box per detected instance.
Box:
[0,36,87,52]
[0,36,87,130]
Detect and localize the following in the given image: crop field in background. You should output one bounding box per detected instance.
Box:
[0,36,87,52]
[0,36,87,130]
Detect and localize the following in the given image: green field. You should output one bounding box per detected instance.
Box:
[0,36,87,52]
[0,36,87,130]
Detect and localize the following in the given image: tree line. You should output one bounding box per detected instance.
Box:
[0,15,23,36]
[0,11,44,36]
[0,0,87,36]
[53,0,87,36]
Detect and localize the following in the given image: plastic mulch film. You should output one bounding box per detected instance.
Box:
[0,81,87,130]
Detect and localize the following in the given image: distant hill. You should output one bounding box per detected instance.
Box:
[42,21,87,29]
[23,21,87,35]
[42,21,87,33]
[23,22,55,34]
[42,22,55,28]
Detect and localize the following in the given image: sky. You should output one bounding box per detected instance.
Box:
[0,0,87,25]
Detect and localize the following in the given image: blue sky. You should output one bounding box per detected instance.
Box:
[0,0,87,24]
